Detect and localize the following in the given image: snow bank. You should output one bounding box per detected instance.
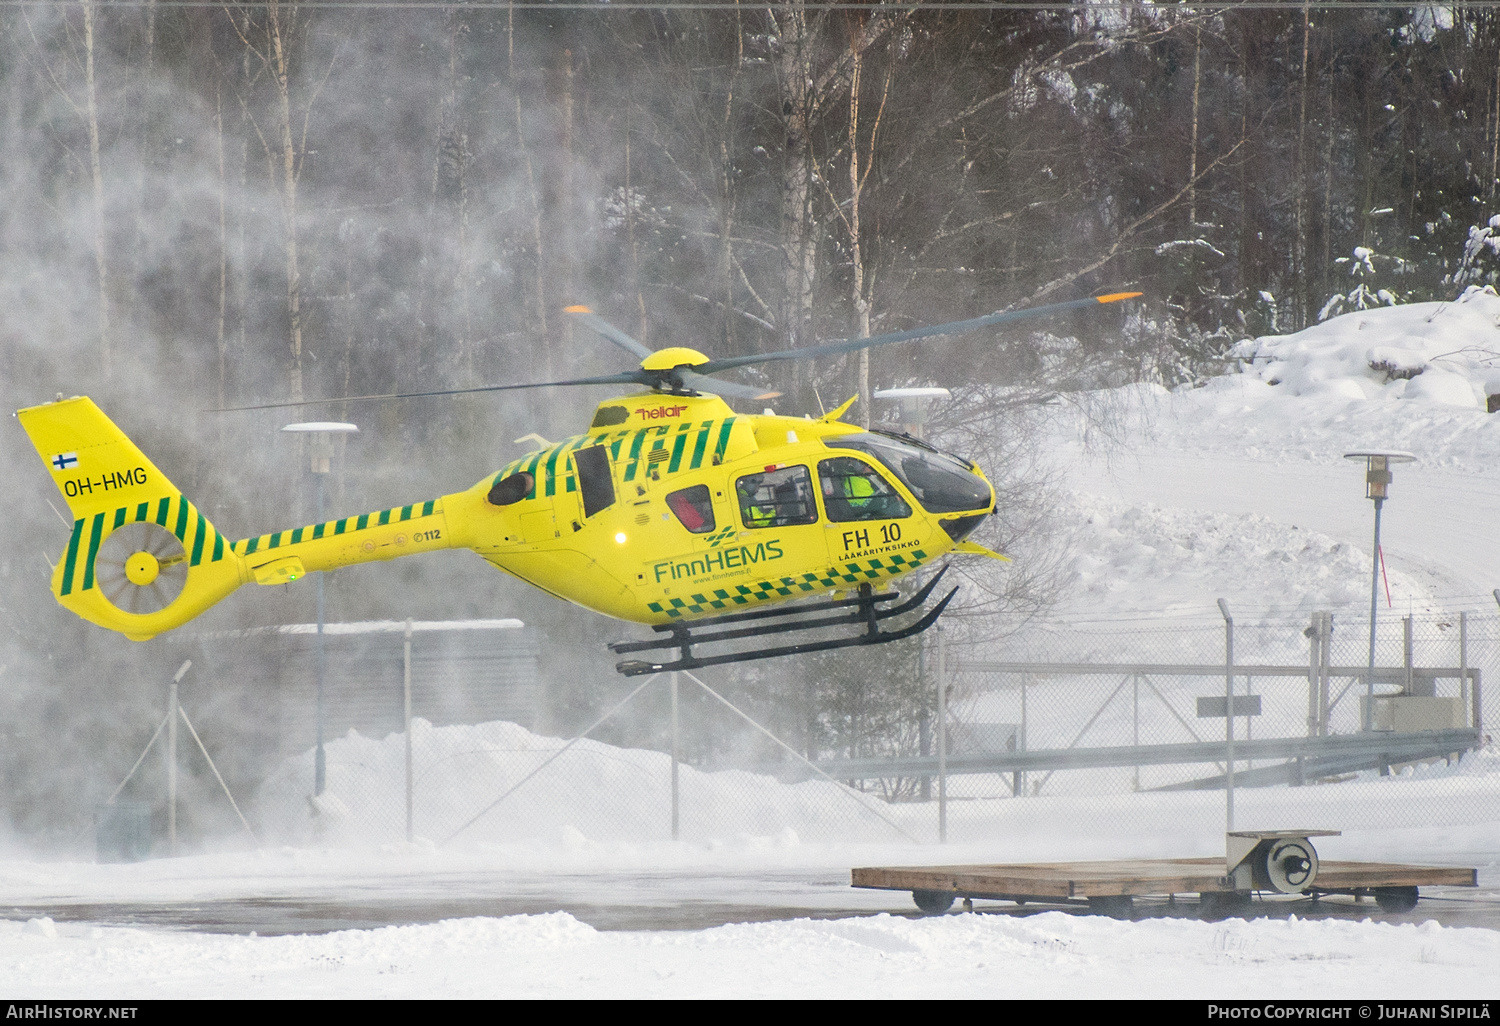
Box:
[248,715,1500,865]
[1045,301,1500,479]
[254,718,918,848]
[1,908,1495,998]
[1232,286,1500,409]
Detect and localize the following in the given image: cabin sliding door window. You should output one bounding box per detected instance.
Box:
[735,466,818,529]
[573,445,616,517]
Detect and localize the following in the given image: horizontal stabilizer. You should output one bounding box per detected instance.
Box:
[952,540,1011,562]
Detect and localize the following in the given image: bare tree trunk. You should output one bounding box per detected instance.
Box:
[236,7,251,386]
[1293,3,1310,328]
[625,112,646,345]
[775,1,815,351]
[1491,64,1499,197]
[848,45,870,427]
[1188,22,1201,228]
[268,0,304,405]
[561,47,574,350]
[1322,75,1335,310]
[83,0,111,376]
[771,3,899,356]
[1358,89,1375,250]
[145,0,158,65]
[457,130,473,384]
[717,6,744,353]
[215,79,228,415]
[508,4,549,371]
[1236,16,1251,300]
[439,11,473,385]
[839,24,892,426]
[340,220,356,492]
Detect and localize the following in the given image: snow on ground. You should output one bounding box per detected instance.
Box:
[241,712,1500,861]
[11,296,1500,996]
[3,909,1498,999]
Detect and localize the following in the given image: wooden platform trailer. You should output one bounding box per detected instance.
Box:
[852,833,1477,918]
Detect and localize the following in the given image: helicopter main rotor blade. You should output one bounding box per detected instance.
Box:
[564,305,654,361]
[676,370,781,401]
[211,371,654,413]
[696,292,1142,375]
[565,306,781,399]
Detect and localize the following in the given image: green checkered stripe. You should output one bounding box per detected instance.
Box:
[492,418,739,501]
[647,550,928,619]
[232,498,439,557]
[704,526,738,548]
[59,494,226,597]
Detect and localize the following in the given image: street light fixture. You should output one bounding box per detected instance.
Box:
[282,421,359,796]
[873,387,950,441]
[1343,450,1416,732]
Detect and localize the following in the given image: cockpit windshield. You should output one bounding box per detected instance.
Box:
[824,431,991,514]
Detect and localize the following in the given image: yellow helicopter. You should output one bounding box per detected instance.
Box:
[17,293,1139,674]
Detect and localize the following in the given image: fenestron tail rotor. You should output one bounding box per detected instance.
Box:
[94,522,188,615]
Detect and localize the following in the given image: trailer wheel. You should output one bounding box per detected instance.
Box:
[1374,886,1419,913]
[912,890,955,914]
[1087,895,1134,919]
[1198,891,1253,920]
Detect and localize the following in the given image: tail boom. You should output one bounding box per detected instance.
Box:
[20,395,468,641]
[231,497,456,582]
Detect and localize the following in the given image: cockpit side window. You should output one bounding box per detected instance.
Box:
[735,465,818,529]
[818,457,911,522]
[825,433,991,514]
[666,484,716,534]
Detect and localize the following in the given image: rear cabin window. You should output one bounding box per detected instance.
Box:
[818,457,911,522]
[735,466,818,529]
[666,485,716,534]
[487,471,533,506]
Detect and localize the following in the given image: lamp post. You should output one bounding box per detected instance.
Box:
[875,387,951,802]
[1343,450,1416,732]
[282,421,359,796]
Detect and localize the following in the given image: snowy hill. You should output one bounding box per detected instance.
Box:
[1047,289,1500,622]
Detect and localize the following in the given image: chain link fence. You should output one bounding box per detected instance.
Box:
[239,607,1498,861]
[934,609,1494,855]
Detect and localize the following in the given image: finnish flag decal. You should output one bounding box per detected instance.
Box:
[50,452,78,471]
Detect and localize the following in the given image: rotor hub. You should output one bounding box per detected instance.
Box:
[124,550,161,586]
[95,521,188,615]
[640,347,710,373]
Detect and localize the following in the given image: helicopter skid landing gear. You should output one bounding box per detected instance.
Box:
[611,569,957,677]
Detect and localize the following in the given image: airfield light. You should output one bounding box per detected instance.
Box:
[874,387,950,440]
[282,421,359,797]
[1343,451,1416,732]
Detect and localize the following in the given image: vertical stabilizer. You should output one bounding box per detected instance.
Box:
[17,396,242,640]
